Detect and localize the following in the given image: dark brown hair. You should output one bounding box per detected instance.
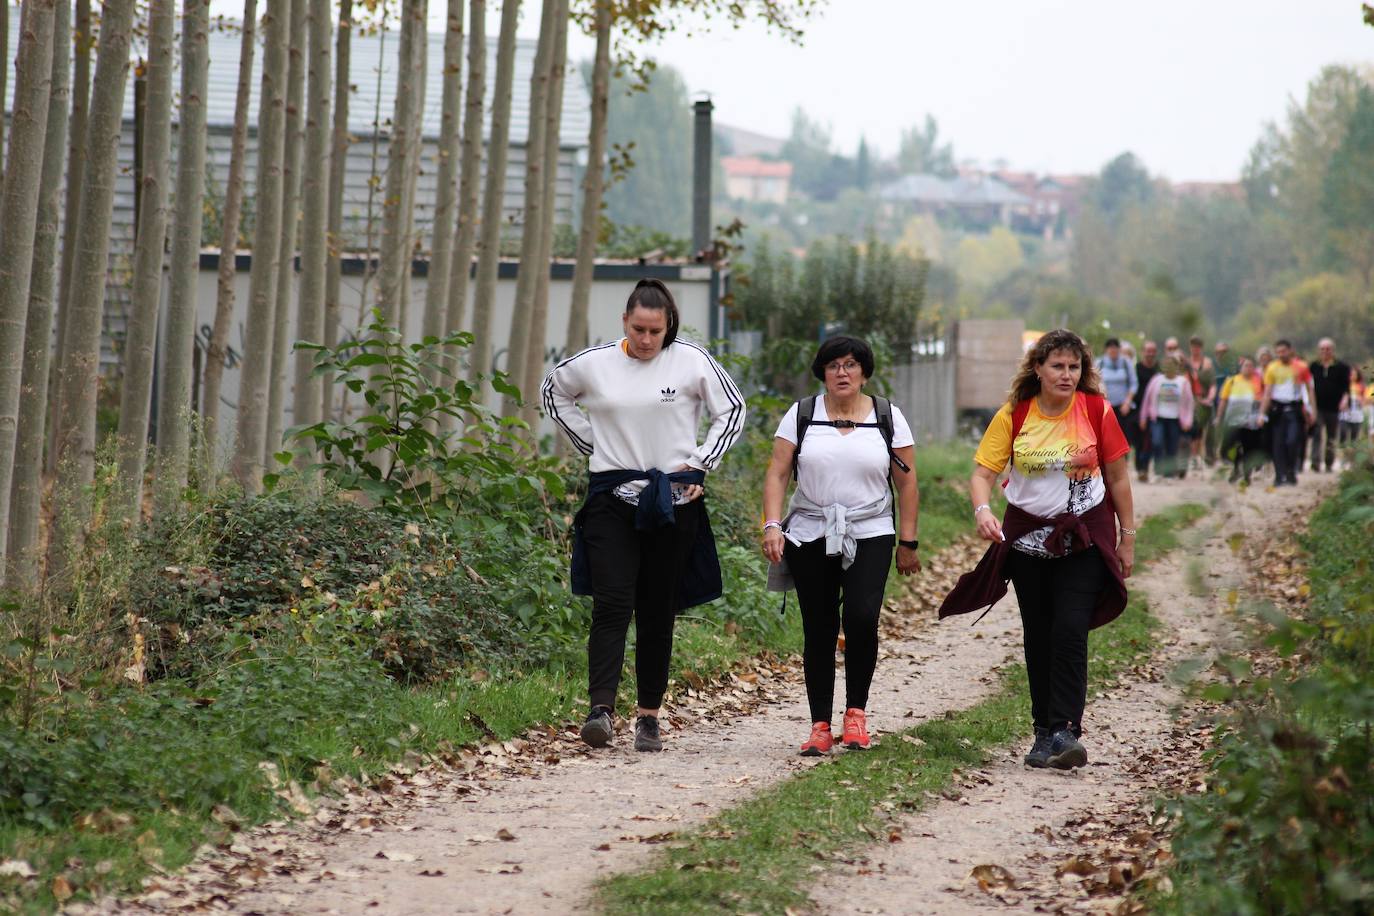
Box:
[1006,328,1103,406]
[625,278,680,347]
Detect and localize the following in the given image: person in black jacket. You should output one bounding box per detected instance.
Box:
[1308,338,1351,473]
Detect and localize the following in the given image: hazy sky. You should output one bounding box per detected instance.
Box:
[207,0,1373,182]
[538,0,1373,182]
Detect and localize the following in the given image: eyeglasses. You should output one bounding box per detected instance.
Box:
[825,360,861,375]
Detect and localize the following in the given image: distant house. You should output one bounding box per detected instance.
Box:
[715,122,786,159]
[879,172,1030,228]
[720,156,792,203]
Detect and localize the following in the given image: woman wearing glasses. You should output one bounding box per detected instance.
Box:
[760,336,921,756]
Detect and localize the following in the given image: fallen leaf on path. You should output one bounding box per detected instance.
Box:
[0,860,37,878]
[496,828,516,841]
[51,875,74,902]
[418,869,445,877]
[970,863,1016,891]
[376,850,417,862]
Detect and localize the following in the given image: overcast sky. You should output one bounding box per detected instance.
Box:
[535,0,1373,182]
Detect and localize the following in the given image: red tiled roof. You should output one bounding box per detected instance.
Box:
[721,155,793,178]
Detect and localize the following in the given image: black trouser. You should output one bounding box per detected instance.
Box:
[1129,408,1152,475]
[1270,403,1304,484]
[785,534,893,724]
[1007,547,1107,736]
[1221,426,1263,480]
[1309,408,1341,471]
[582,492,701,710]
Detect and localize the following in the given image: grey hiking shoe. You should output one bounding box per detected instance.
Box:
[1046,728,1088,770]
[580,706,613,748]
[1024,727,1052,768]
[634,715,663,752]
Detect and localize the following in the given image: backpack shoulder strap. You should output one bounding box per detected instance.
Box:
[792,396,817,481]
[1010,398,1033,441]
[871,396,911,474]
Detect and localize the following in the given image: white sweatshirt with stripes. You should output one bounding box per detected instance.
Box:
[541,338,746,491]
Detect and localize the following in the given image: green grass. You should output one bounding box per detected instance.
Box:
[597,502,1210,915]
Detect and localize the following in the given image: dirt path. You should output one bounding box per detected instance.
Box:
[819,474,1334,915]
[98,475,1300,916]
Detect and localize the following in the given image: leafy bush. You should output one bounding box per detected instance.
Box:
[1160,458,1374,914]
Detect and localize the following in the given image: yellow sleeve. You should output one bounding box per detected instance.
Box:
[1263,362,1279,387]
[1220,376,1237,400]
[974,404,1015,473]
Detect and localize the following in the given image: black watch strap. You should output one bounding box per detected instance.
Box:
[898,538,919,550]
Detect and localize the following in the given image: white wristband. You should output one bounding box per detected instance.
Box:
[973,503,991,517]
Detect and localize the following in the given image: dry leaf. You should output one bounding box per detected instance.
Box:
[970,863,1016,891]
[0,860,37,878]
[376,850,417,862]
[496,828,516,841]
[51,875,74,902]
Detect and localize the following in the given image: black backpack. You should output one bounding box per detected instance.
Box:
[791,394,911,482]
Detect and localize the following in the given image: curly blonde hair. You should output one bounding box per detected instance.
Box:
[1006,328,1104,407]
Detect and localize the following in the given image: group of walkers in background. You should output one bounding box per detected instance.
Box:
[545,280,1143,777]
[1097,334,1371,488]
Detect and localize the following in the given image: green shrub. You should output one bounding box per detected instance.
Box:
[1160,461,1374,914]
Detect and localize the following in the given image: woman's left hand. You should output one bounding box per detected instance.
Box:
[896,544,921,576]
[674,465,704,502]
[1117,536,1135,578]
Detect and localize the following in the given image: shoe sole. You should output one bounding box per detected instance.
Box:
[634,736,663,752]
[842,740,870,750]
[1024,755,1049,768]
[580,719,613,748]
[799,746,829,757]
[1047,746,1088,769]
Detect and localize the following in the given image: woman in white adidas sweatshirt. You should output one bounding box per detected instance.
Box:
[541,279,745,752]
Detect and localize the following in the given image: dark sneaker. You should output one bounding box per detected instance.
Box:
[1046,728,1087,770]
[634,715,663,752]
[1023,727,1052,768]
[581,706,614,748]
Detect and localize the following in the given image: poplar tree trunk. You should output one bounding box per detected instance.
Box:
[265,0,307,466]
[47,0,92,474]
[397,9,427,334]
[566,0,610,359]
[375,0,425,329]
[230,0,291,492]
[9,0,71,586]
[440,0,484,395]
[153,0,210,511]
[322,0,351,422]
[47,0,136,582]
[420,0,464,369]
[292,0,332,464]
[520,0,567,426]
[500,0,555,416]
[201,0,257,478]
[114,0,176,523]
[0,0,8,188]
[468,0,520,391]
[0,0,56,586]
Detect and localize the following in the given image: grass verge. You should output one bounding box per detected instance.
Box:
[1155,459,1374,913]
[597,501,1210,915]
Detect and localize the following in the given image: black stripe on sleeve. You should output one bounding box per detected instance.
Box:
[681,340,745,468]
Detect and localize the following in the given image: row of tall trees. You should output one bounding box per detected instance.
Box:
[0,0,817,594]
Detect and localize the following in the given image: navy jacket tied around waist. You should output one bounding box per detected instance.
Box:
[570,468,723,610]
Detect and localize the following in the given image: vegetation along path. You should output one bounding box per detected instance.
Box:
[99,475,1329,915]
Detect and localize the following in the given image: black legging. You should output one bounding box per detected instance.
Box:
[785,534,893,724]
[1006,547,1108,736]
[581,492,702,710]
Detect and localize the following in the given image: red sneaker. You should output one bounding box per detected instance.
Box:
[799,721,833,756]
[842,708,871,750]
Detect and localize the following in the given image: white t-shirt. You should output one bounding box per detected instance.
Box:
[542,338,746,501]
[1154,377,1186,420]
[774,397,914,544]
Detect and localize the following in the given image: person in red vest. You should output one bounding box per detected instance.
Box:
[939,329,1136,771]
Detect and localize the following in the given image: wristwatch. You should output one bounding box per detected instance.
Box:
[898,539,919,550]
